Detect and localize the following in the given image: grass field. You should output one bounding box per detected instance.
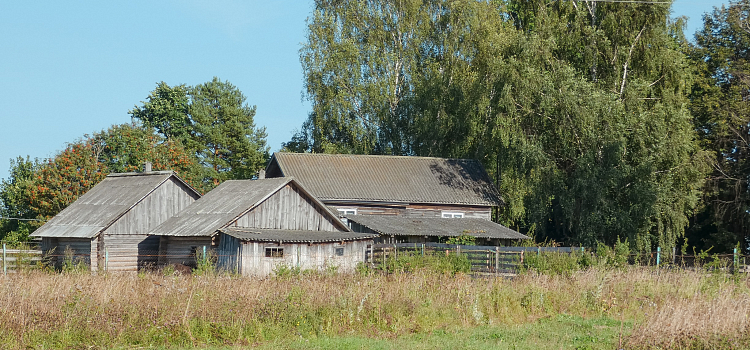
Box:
[0,264,748,349]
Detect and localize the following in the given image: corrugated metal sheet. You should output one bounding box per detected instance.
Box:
[346,215,530,240]
[151,177,347,237]
[267,153,503,206]
[31,172,181,238]
[221,228,377,243]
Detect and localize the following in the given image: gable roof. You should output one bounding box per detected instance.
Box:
[150,177,349,237]
[31,171,200,239]
[346,215,530,240]
[266,153,503,207]
[221,228,376,244]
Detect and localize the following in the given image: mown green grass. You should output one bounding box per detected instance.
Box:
[191,315,629,350]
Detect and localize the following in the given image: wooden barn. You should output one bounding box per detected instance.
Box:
[217,228,374,276]
[149,177,375,276]
[30,170,201,271]
[265,152,504,220]
[264,153,528,244]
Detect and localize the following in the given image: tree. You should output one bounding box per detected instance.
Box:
[294,0,708,252]
[686,1,750,252]
[130,77,269,187]
[0,157,42,244]
[0,124,203,242]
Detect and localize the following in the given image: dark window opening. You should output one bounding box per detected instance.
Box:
[265,247,283,258]
[335,247,344,256]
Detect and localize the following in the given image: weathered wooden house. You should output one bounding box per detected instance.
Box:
[265,152,503,220]
[217,228,374,276]
[30,170,201,271]
[149,177,375,276]
[265,153,528,244]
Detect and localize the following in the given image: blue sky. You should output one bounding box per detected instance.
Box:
[0,0,728,179]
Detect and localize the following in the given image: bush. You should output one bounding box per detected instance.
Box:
[380,250,470,275]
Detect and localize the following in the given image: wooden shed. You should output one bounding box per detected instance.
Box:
[217,228,375,276]
[346,215,530,246]
[30,170,201,271]
[265,153,504,220]
[149,177,362,273]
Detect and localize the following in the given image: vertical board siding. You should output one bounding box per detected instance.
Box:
[234,239,372,277]
[103,178,199,235]
[234,184,343,232]
[216,234,241,273]
[99,177,200,271]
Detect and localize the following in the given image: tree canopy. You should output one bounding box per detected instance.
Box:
[291,0,710,252]
[130,77,269,187]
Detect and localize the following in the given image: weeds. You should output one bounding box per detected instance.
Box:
[0,267,746,349]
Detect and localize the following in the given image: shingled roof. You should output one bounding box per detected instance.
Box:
[31,171,199,239]
[221,227,376,243]
[265,153,503,207]
[149,177,349,237]
[346,215,530,240]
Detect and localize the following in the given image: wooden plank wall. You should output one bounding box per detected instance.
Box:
[234,239,372,277]
[216,233,240,273]
[54,238,92,269]
[104,177,199,235]
[101,234,160,271]
[329,203,492,220]
[160,236,213,267]
[233,183,343,232]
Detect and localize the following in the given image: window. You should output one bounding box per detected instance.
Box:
[337,208,357,215]
[334,246,345,256]
[441,212,464,218]
[265,247,284,258]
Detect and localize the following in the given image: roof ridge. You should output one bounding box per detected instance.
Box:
[275,152,476,162]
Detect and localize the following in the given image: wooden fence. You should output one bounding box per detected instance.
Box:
[367,243,575,275]
[0,245,43,274]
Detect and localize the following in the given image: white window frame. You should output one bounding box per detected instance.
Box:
[265,247,284,258]
[337,208,357,215]
[441,211,464,218]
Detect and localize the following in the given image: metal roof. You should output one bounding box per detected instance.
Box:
[221,227,377,243]
[31,172,192,238]
[150,177,348,237]
[345,215,530,240]
[266,153,503,207]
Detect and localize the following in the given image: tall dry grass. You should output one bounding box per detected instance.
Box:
[0,267,747,349]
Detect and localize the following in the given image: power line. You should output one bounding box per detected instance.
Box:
[0,216,46,222]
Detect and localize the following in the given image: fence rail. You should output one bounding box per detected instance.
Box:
[366,243,578,274]
[0,245,43,274]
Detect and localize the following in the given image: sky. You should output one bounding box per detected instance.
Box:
[0,0,729,180]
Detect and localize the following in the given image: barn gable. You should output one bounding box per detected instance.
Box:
[151,177,348,238]
[231,182,343,232]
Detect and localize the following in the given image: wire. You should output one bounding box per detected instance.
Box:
[0,216,46,222]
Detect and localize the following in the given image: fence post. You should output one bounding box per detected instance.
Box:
[105,248,109,272]
[656,247,661,266]
[495,247,500,274]
[457,245,461,256]
[734,248,738,270]
[421,244,425,256]
[2,243,6,276]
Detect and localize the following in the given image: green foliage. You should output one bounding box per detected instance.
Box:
[194,249,217,276]
[295,0,708,253]
[685,0,750,253]
[380,251,471,275]
[130,77,269,189]
[595,237,631,269]
[0,124,203,242]
[522,251,584,276]
[445,234,477,246]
